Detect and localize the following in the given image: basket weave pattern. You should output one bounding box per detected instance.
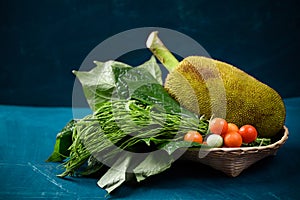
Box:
[181,126,289,177]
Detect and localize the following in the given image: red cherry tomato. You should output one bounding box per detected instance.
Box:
[184,131,203,144]
[209,118,228,135]
[239,125,258,143]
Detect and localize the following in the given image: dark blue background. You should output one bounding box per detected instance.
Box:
[1,0,300,106]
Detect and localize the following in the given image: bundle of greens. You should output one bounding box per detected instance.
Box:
[47,56,209,193]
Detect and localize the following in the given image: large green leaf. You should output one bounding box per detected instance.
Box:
[133,150,174,182]
[97,150,174,193]
[46,120,75,162]
[136,56,163,85]
[97,154,133,194]
[73,56,163,112]
[73,61,132,112]
[115,62,194,117]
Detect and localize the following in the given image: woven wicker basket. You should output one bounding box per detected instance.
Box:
[180,126,289,177]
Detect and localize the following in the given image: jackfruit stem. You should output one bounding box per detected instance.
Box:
[146,31,179,72]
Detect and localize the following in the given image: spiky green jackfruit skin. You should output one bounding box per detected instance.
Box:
[165,56,286,138]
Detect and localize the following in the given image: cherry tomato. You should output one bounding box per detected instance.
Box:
[227,123,239,133]
[220,123,239,138]
[239,125,258,143]
[224,131,242,147]
[184,131,203,144]
[209,118,228,135]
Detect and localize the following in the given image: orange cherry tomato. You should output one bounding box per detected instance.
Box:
[227,123,239,133]
[221,123,239,138]
[239,125,258,143]
[209,118,228,135]
[184,131,203,144]
[224,131,242,147]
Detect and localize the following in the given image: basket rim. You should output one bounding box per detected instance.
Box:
[187,126,289,152]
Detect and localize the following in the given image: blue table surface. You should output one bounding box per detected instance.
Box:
[1,98,300,199]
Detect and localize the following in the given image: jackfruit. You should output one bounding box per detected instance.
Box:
[164,56,286,138]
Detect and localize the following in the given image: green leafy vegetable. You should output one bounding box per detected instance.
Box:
[133,150,174,182]
[97,154,132,194]
[80,156,104,176]
[48,57,209,194]
[46,120,75,162]
[135,56,163,85]
[73,60,131,112]
[73,56,162,112]
[57,99,208,177]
